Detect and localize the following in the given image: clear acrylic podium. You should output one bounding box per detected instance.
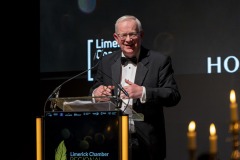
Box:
[49,96,144,121]
[49,96,118,112]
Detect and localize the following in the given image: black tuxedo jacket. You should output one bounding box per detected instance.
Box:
[90,46,181,159]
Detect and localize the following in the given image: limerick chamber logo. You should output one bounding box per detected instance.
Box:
[87,39,119,81]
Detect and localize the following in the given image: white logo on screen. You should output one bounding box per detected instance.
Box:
[87,39,119,81]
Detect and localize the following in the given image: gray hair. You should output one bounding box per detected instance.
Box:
[115,15,143,33]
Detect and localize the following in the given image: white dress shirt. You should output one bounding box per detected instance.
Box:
[120,53,146,133]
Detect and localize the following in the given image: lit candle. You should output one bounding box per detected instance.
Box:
[230,89,239,122]
[187,121,196,150]
[209,123,217,154]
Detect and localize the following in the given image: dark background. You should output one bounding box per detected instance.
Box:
[40,0,240,159]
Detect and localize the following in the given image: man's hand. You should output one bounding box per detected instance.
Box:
[120,79,143,99]
[93,85,115,102]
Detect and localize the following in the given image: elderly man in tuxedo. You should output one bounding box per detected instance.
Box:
[90,15,181,160]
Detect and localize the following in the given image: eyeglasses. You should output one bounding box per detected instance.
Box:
[116,32,140,40]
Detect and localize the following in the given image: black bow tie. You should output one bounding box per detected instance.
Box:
[121,57,137,65]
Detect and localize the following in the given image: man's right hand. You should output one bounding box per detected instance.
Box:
[93,85,115,102]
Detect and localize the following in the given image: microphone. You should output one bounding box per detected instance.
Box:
[117,84,129,97]
[43,50,105,112]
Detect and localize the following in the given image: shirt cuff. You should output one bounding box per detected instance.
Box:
[140,86,146,103]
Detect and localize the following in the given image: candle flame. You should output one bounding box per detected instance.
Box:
[188,121,196,132]
[233,122,239,130]
[230,90,236,103]
[210,123,216,136]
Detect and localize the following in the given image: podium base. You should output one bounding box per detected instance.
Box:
[132,112,144,121]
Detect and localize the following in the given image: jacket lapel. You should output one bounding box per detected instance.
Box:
[135,61,148,85]
[134,47,149,103]
[111,53,122,96]
[135,47,149,86]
